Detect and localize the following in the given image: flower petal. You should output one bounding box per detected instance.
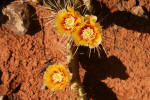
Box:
[44,64,71,91]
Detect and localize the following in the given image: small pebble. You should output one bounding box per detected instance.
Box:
[131,6,144,16]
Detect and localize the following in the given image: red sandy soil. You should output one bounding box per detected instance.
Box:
[0,0,150,100]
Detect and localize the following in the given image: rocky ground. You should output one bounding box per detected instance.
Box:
[0,0,150,100]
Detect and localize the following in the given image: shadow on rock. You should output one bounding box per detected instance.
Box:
[0,70,2,85]
[91,0,150,33]
[0,0,11,27]
[78,45,129,100]
[26,4,41,35]
[3,94,20,100]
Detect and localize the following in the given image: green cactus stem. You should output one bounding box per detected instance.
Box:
[66,38,87,100]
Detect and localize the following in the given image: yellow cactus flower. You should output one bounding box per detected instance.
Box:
[72,15,102,48]
[55,7,82,36]
[44,64,71,91]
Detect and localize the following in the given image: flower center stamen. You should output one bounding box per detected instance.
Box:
[81,27,94,40]
[64,16,75,30]
[52,73,64,83]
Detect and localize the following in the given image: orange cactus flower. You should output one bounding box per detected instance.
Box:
[43,64,71,91]
[55,7,83,36]
[72,15,102,48]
